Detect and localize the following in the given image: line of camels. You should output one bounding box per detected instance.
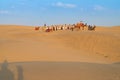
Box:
[35,22,96,32]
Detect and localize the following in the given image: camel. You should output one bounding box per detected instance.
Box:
[35,27,40,30]
[45,27,53,32]
[74,22,86,30]
[88,25,96,31]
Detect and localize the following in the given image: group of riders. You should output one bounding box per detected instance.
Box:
[35,22,96,32]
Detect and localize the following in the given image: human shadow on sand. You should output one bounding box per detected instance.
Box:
[0,60,24,80]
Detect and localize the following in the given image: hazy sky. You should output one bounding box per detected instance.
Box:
[0,0,120,26]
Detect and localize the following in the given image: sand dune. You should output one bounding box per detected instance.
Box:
[56,29,120,63]
[0,25,120,80]
[0,25,120,63]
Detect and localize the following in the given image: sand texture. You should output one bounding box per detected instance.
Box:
[0,25,120,80]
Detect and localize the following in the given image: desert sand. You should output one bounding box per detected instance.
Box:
[0,25,120,80]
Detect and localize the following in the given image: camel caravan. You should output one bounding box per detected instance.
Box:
[34,22,96,32]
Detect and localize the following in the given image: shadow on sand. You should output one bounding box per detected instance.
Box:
[0,60,24,80]
[113,62,120,65]
[0,61,120,80]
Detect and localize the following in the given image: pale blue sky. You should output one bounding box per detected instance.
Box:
[0,0,120,26]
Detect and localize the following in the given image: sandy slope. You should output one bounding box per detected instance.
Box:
[0,25,120,63]
[0,25,120,80]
